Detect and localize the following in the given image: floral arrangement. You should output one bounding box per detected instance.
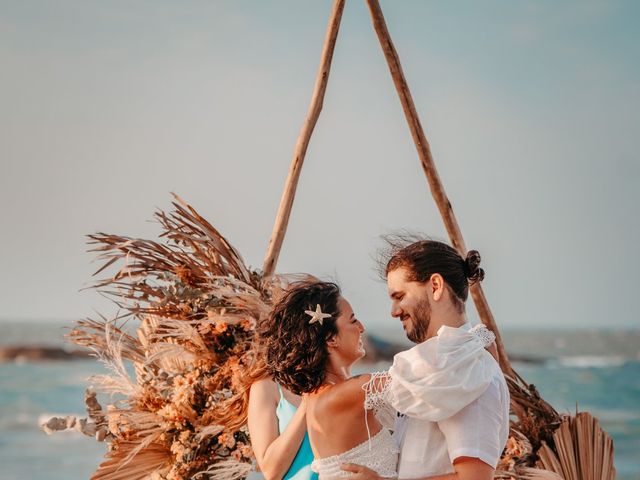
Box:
[42,195,615,480]
[43,195,282,480]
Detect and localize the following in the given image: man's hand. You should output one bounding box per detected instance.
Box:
[341,457,492,480]
[341,463,393,480]
[409,457,495,480]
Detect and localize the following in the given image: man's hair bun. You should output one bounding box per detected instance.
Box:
[464,250,485,285]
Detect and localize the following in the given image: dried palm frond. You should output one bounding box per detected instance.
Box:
[85,194,263,323]
[91,441,171,480]
[536,412,615,480]
[495,467,564,479]
[497,370,617,480]
[155,194,252,283]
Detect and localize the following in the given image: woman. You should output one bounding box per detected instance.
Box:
[259,280,399,478]
[247,369,317,480]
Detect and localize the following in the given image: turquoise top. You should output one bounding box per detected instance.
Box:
[275,384,318,480]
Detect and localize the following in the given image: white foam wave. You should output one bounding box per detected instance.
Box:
[555,355,627,368]
[593,409,640,422]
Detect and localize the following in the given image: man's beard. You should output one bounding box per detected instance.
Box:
[404,297,431,344]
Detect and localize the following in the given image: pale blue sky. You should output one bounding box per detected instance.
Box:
[1,0,638,331]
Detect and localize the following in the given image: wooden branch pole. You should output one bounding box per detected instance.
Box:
[262,0,346,278]
[366,0,513,376]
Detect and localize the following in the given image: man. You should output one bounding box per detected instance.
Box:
[343,239,510,479]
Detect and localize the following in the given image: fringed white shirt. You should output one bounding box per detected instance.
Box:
[390,323,510,477]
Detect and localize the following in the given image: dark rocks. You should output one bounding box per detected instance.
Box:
[0,338,547,365]
[360,334,547,365]
[361,334,409,363]
[0,346,91,363]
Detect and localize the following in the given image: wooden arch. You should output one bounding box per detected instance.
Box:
[260,0,513,375]
[259,4,616,477]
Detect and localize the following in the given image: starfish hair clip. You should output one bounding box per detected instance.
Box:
[305,304,332,326]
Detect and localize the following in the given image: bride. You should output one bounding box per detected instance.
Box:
[259,279,496,478]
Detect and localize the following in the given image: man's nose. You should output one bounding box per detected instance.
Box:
[391,304,402,318]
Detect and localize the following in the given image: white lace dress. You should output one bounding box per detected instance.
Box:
[310,427,399,479]
[311,368,399,478]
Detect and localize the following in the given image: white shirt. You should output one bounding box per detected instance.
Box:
[390,324,510,478]
[395,375,509,477]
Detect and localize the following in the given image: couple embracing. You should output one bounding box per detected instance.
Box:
[248,239,509,480]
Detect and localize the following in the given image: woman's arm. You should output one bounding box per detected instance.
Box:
[247,378,308,480]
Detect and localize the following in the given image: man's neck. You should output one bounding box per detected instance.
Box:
[427,310,467,339]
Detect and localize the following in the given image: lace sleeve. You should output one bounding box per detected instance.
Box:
[362,372,396,430]
[469,323,496,347]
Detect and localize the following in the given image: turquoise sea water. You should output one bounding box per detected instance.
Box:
[0,322,638,479]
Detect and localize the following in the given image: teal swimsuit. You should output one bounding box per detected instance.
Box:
[275,384,318,480]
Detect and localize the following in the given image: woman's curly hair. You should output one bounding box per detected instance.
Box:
[258,279,341,395]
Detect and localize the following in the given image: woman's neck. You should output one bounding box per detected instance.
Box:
[324,366,350,385]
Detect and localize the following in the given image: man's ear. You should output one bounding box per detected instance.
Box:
[430,273,445,301]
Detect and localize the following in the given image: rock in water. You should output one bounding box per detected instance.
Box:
[0,346,91,362]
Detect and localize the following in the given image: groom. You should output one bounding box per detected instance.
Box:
[343,239,510,479]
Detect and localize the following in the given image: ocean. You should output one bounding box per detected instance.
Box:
[0,321,638,479]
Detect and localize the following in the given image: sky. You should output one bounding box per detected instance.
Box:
[1,0,639,332]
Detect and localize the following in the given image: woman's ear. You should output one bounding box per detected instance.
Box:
[326,334,339,349]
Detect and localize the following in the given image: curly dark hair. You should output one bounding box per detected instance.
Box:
[258,279,341,395]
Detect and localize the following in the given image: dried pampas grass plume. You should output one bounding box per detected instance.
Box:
[46,195,281,479]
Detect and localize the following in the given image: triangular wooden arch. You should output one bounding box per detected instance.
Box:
[259,6,617,477]
[260,0,513,375]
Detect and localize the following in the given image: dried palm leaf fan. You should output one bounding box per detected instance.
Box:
[42,1,615,479]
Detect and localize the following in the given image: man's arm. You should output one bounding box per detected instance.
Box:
[415,456,494,480]
[341,456,494,480]
[341,378,508,480]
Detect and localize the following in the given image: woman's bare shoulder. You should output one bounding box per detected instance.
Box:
[249,377,279,404]
[312,374,372,414]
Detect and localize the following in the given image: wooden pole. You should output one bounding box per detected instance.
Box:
[262,0,346,278]
[365,0,513,376]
